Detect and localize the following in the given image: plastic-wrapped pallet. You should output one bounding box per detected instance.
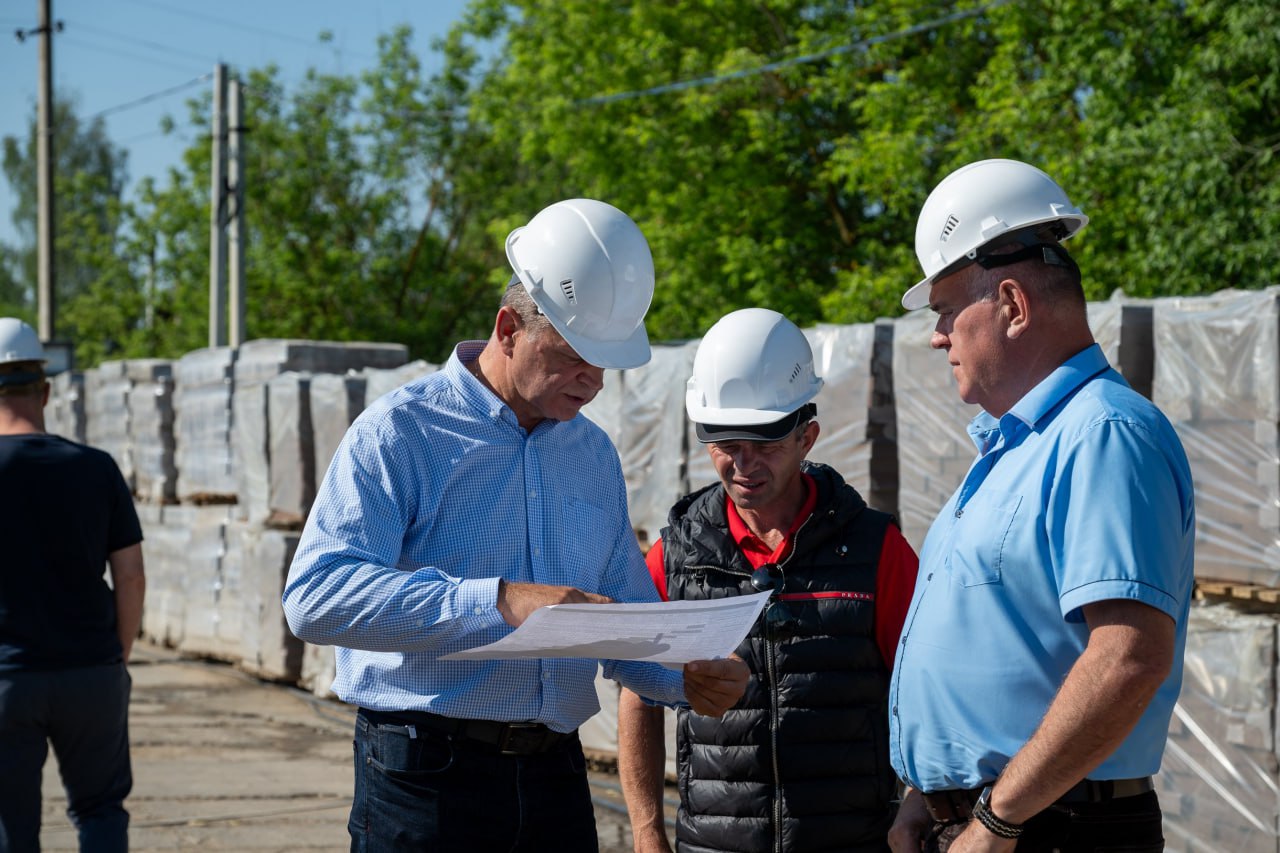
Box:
[174,346,237,502]
[891,295,1145,551]
[45,370,86,443]
[309,372,367,491]
[231,340,409,526]
[1153,287,1280,586]
[622,341,699,546]
[172,505,238,662]
[266,372,314,528]
[299,641,337,699]
[137,503,185,648]
[803,320,899,517]
[128,363,177,504]
[362,359,437,406]
[84,362,133,487]
[237,527,304,683]
[1157,602,1279,852]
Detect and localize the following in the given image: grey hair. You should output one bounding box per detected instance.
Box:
[500,274,555,338]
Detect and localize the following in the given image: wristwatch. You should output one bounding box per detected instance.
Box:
[972,786,1025,839]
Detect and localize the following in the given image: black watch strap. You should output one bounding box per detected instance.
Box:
[972,786,1024,839]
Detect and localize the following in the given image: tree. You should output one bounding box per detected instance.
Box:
[1,97,130,341]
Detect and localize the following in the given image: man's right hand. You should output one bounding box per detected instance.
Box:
[496,580,612,627]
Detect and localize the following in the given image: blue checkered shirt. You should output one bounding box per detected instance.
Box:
[283,341,686,731]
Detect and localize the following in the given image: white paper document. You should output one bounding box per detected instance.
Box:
[439,589,772,667]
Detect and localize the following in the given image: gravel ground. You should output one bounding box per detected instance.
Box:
[37,643,671,851]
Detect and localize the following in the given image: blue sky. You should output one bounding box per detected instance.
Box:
[0,0,473,247]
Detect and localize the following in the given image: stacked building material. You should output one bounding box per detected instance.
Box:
[890,296,1147,550]
[1157,603,1279,852]
[128,363,177,503]
[45,369,86,443]
[174,347,237,502]
[1153,288,1280,586]
[231,340,409,528]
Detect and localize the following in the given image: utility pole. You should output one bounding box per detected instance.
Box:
[227,77,245,347]
[208,63,227,348]
[16,0,63,342]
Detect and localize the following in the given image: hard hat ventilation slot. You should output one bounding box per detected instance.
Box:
[559,279,577,304]
[940,215,960,242]
[790,363,802,382]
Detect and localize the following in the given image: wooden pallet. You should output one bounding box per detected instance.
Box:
[1194,580,1280,611]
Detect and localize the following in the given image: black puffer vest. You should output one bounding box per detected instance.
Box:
[662,463,897,853]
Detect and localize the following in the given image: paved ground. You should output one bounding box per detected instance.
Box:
[39,642,675,851]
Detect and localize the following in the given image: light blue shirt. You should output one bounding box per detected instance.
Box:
[283,342,686,732]
[889,344,1195,791]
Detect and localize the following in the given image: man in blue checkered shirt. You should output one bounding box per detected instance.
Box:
[283,198,749,852]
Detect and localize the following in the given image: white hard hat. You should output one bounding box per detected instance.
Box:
[902,158,1088,310]
[506,198,655,369]
[686,308,823,442]
[0,318,44,364]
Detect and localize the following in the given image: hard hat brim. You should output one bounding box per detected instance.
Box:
[694,405,815,444]
[558,319,652,370]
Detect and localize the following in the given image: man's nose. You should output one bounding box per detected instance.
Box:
[581,364,605,391]
[930,330,948,350]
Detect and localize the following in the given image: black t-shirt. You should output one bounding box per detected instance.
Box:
[0,433,143,669]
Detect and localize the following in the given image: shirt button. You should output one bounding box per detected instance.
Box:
[473,607,483,616]
[529,490,537,499]
[533,547,541,556]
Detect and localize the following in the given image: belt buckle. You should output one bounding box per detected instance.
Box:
[497,723,546,755]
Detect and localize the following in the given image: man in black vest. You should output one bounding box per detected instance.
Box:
[618,308,919,853]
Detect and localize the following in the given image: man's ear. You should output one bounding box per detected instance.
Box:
[998,277,1032,340]
[799,419,820,457]
[495,307,521,356]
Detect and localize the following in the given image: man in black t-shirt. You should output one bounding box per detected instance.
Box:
[0,318,146,853]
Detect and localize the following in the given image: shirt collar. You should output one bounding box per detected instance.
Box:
[967,343,1110,451]
[725,472,818,566]
[445,341,520,428]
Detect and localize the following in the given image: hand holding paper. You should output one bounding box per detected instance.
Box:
[440,589,773,667]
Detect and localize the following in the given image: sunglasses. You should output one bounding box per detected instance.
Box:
[750,563,800,637]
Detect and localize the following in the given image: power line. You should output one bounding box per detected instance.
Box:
[71,20,219,66]
[85,73,213,122]
[61,34,210,77]
[115,0,376,61]
[577,0,1016,106]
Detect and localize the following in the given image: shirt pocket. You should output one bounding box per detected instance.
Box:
[560,496,613,579]
[947,491,1022,587]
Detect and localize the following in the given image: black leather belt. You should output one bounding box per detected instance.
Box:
[360,708,576,756]
[921,777,1154,823]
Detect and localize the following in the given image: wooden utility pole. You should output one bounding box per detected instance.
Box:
[36,0,56,341]
[208,63,228,348]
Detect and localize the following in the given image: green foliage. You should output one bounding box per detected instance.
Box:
[1,0,1277,367]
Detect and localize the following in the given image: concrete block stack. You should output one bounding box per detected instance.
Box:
[1157,603,1279,852]
[891,298,1146,551]
[44,369,85,443]
[84,361,134,489]
[804,321,899,517]
[890,310,983,549]
[231,339,409,529]
[235,525,304,682]
[309,372,366,492]
[362,359,436,404]
[1153,288,1280,586]
[627,341,699,545]
[174,347,237,502]
[128,362,177,504]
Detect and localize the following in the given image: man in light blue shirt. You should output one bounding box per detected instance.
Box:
[887,161,1195,853]
[283,198,748,852]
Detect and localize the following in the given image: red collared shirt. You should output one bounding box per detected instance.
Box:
[645,473,919,669]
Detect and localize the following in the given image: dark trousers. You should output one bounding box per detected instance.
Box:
[927,791,1164,853]
[0,663,133,853]
[349,708,599,852]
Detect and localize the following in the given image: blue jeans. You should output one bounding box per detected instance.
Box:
[0,663,133,853]
[349,708,598,852]
[928,791,1165,852]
